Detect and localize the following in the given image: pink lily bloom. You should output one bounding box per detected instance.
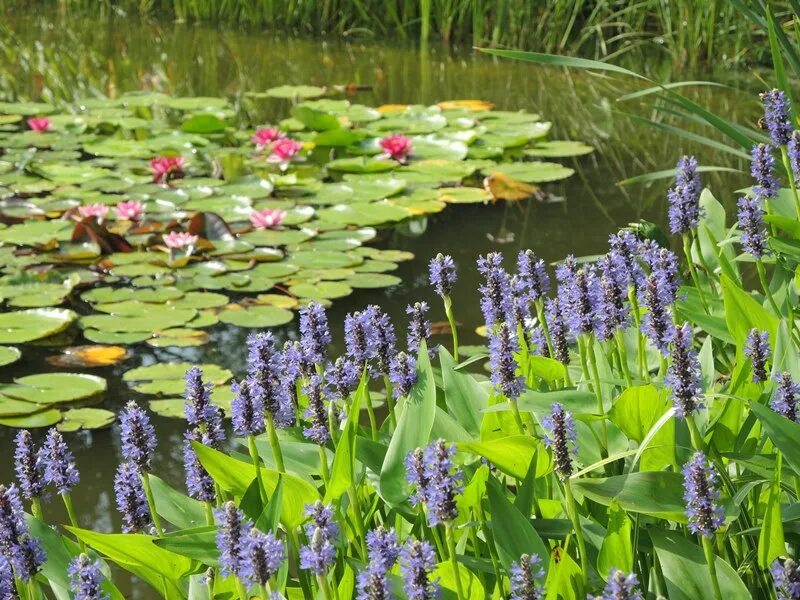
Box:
[162,231,199,250]
[249,208,286,230]
[150,156,185,184]
[378,134,412,162]
[27,117,51,132]
[267,138,303,164]
[78,203,109,223]
[252,127,285,150]
[115,200,145,221]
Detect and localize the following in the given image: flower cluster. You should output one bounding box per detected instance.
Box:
[0,485,46,581]
[761,89,793,146]
[488,321,525,400]
[429,253,457,297]
[592,569,643,600]
[405,440,463,526]
[68,554,110,600]
[772,372,800,423]
[542,403,577,480]
[682,451,724,537]
[667,155,703,234]
[183,367,226,503]
[478,252,514,328]
[772,558,800,600]
[400,539,440,599]
[357,527,400,599]
[744,329,771,383]
[509,553,545,600]
[665,323,703,418]
[300,502,339,575]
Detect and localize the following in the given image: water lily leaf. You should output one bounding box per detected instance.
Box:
[3,372,106,404]
[525,141,594,157]
[0,408,61,428]
[146,328,209,347]
[241,228,314,246]
[58,407,115,431]
[343,273,401,289]
[164,96,229,111]
[181,114,227,134]
[487,162,575,183]
[410,135,468,160]
[292,105,340,131]
[326,157,396,173]
[81,307,197,333]
[438,187,492,204]
[289,281,352,299]
[0,308,76,343]
[0,220,73,245]
[46,345,128,368]
[124,362,232,385]
[262,85,326,100]
[316,201,410,225]
[167,292,228,309]
[218,306,294,328]
[82,329,151,344]
[0,395,44,417]
[0,346,21,367]
[288,250,363,269]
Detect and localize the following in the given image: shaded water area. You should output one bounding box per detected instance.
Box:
[0,9,763,597]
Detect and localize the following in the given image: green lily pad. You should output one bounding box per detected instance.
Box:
[146,328,209,347]
[123,362,233,395]
[343,273,402,288]
[486,161,575,183]
[438,186,493,204]
[82,329,151,344]
[80,307,197,333]
[326,157,397,174]
[289,281,352,299]
[0,220,74,245]
[288,250,363,269]
[218,306,294,328]
[2,372,106,404]
[0,346,21,367]
[0,308,77,343]
[262,85,326,100]
[58,407,116,432]
[315,201,410,226]
[525,140,595,157]
[0,408,61,428]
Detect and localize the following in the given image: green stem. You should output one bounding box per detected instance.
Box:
[683,233,709,311]
[364,389,378,441]
[383,374,397,429]
[318,445,330,487]
[61,492,86,551]
[234,578,248,600]
[288,527,313,599]
[204,501,214,526]
[248,434,268,504]
[629,290,648,382]
[756,260,782,317]
[702,536,723,600]
[266,419,286,473]
[445,521,466,600]
[259,583,270,600]
[347,485,368,558]
[781,146,800,219]
[614,331,633,386]
[31,498,42,521]
[692,228,716,286]
[687,415,705,452]
[444,295,460,362]
[141,472,164,536]
[564,479,588,576]
[509,397,526,434]
[535,299,555,358]
[317,572,333,600]
[585,336,608,453]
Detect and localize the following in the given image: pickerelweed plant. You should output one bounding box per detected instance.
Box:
[5,90,800,600]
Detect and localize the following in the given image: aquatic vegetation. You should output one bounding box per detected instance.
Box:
[2,83,800,599]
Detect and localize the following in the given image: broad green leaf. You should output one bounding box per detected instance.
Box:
[149,475,208,529]
[609,384,675,471]
[459,435,551,479]
[439,346,486,436]
[379,341,436,504]
[433,560,484,600]
[597,501,633,575]
[544,547,584,600]
[326,373,367,502]
[751,401,800,476]
[720,274,778,344]
[154,527,218,565]
[571,472,686,521]
[487,478,549,573]
[758,481,784,569]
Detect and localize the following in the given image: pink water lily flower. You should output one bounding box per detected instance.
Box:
[267,138,303,164]
[115,200,145,221]
[27,117,51,132]
[163,231,198,250]
[78,203,109,223]
[150,156,185,184]
[249,208,286,230]
[378,134,412,162]
[252,127,285,150]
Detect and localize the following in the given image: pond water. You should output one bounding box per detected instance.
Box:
[0,9,761,597]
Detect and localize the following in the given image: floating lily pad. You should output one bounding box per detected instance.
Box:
[288,250,363,269]
[525,140,595,157]
[58,407,116,432]
[486,161,575,183]
[146,328,209,347]
[2,373,106,404]
[124,362,232,395]
[263,85,326,100]
[343,273,402,289]
[218,306,294,328]
[0,308,77,343]
[289,281,352,299]
[0,409,61,428]
[0,220,74,245]
[0,346,21,367]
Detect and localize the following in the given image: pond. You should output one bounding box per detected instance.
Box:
[0,8,760,598]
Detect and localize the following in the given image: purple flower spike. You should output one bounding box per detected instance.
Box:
[281,340,306,385]
[215,501,252,579]
[14,430,44,500]
[665,323,703,419]
[608,230,646,291]
[241,528,284,588]
[371,308,397,375]
[119,401,157,472]
[247,332,294,427]
[406,302,432,356]
[737,195,769,258]
[510,553,545,600]
[184,367,225,447]
[668,155,703,235]
[744,329,771,383]
[488,321,525,400]
[682,451,724,537]
[596,255,629,341]
[183,432,216,503]
[595,569,643,600]
[0,485,27,554]
[324,357,360,401]
[299,302,331,366]
[789,131,800,185]
[517,249,550,302]
[546,298,571,366]
[477,252,514,328]
[406,440,463,526]
[542,403,577,480]
[357,527,400,600]
[760,89,793,146]
[772,558,800,600]
[389,351,417,399]
[11,534,45,581]
[345,306,379,371]
[639,274,676,356]
[41,428,79,494]
[556,256,600,337]
[303,374,330,446]
[68,554,110,600]
[0,555,14,599]
[751,143,779,198]
[300,502,338,575]
[400,539,439,600]
[114,462,151,534]
[231,378,265,436]
[429,253,457,297]
[772,372,800,423]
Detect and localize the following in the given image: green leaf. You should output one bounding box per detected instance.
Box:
[609,384,675,471]
[181,114,227,134]
[325,373,366,502]
[571,472,686,520]
[154,527,218,565]
[487,478,549,573]
[477,48,647,80]
[751,401,800,476]
[459,435,551,479]
[597,501,633,575]
[149,475,207,529]
[758,481,784,569]
[433,560,485,600]
[439,347,486,436]
[650,529,750,600]
[544,547,584,600]
[379,341,436,504]
[720,274,779,344]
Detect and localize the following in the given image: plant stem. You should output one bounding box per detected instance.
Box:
[248,434,268,504]
[266,419,286,472]
[756,260,782,316]
[140,472,164,536]
[614,331,633,386]
[509,397,526,434]
[702,536,723,600]
[445,521,465,600]
[444,295,460,362]
[687,415,704,452]
[234,578,249,600]
[628,289,648,382]
[61,492,86,551]
[535,299,554,357]
[564,479,588,575]
[383,374,397,428]
[364,391,378,441]
[317,572,333,600]
[31,498,42,521]
[318,445,330,487]
[204,501,215,526]
[347,485,368,558]
[584,336,608,453]
[683,233,709,311]
[781,146,800,219]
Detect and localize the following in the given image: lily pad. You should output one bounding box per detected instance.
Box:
[0,346,21,367]
[0,308,77,343]
[525,140,595,157]
[263,85,326,100]
[218,306,294,328]
[486,161,575,183]
[2,373,106,404]
[58,407,116,432]
[0,409,62,428]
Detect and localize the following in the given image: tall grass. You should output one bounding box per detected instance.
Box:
[5,0,785,66]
